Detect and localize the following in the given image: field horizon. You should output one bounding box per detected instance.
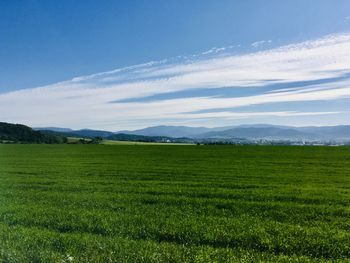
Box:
[1,144,349,262]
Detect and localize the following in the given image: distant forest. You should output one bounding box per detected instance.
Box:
[0,122,67,144]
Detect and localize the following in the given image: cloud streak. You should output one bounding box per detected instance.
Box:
[1,33,350,130]
[251,40,272,48]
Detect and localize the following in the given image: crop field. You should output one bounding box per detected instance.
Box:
[0,144,350,262]
[101,139,192,146]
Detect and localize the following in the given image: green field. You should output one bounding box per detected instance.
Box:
[101,139,192,145]
[0,145,349,262]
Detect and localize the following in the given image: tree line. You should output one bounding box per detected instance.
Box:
[0,122,67,144]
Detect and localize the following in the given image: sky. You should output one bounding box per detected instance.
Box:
[1,0,350,130]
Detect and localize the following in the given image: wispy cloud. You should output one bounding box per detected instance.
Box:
[251,40,272,48]
[201,47,227,55]
[1,33,350,130]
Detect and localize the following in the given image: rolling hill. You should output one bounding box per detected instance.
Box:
[117,125,216,138]
[0,122,67,143]
[35,124,350,143]
[195,127,315,140]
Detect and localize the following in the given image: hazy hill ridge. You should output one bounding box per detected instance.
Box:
[117,124,350,141]
[35,124,350,142]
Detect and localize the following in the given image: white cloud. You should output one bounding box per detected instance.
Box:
[201,47,227,55]
[1,33,350,130]
[251,40,272,48]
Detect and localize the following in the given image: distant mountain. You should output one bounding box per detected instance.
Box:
[34,124,350,143]
[36,128,115,138]
[297,125,350,140]
[120,124,350,142]
[196,127,315,140]
[70,129,115,138]
[34,127,74,133]
[232,124,293,129]
[117,125,235,138]
[1,122,67,143]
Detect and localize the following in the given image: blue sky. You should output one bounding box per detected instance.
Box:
[1,1,350,129]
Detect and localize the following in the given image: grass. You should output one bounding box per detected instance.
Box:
[101,139,193,145]
[0,144,349,262]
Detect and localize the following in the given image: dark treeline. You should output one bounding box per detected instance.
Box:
[0,122,67,144]
[107,133,192,143]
